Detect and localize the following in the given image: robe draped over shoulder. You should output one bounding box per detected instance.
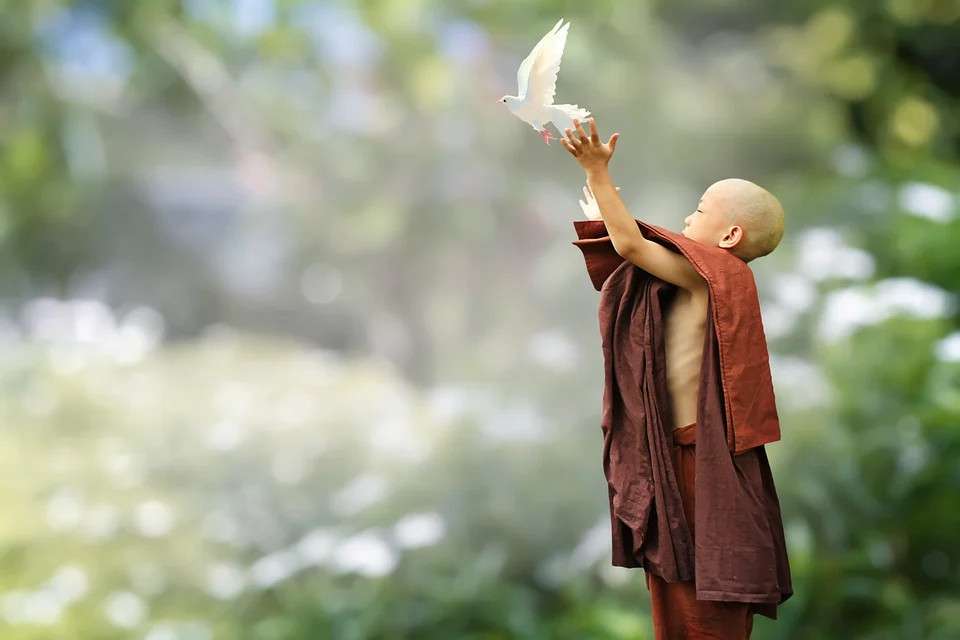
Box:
[571,218,793,620]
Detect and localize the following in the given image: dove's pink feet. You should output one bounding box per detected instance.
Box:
[539,128,555,144]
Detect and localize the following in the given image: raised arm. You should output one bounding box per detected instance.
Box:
[619,236,707,293]
[563,118,706,292]
[586,172,705,292]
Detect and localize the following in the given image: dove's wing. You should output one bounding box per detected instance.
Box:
[516,18,565,101]
[519,19,569,106]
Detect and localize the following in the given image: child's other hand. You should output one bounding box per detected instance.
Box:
[578,180,621,220]
[561,118,620,175]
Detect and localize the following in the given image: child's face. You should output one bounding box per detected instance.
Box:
[681,184,733,246]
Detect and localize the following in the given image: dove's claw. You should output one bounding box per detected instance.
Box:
[539,128,553,144]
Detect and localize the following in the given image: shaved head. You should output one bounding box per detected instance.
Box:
[683,178,785,262]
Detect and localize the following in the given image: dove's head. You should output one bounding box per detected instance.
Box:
[497,95,520,108]
[681,178,785,263]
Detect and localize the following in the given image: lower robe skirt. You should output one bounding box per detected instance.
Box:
[644,421,755,640]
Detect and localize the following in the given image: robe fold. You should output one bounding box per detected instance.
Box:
[571,218,793,620]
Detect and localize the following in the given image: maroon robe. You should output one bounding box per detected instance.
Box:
[572,218,793,620]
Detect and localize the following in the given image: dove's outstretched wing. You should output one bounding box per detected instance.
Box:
[516,18,567,103]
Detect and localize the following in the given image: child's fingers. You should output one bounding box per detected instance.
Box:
[589,118,600,143]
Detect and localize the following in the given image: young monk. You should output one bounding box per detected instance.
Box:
[561,117,791,639]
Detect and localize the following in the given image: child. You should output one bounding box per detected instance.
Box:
[563,118,792,639]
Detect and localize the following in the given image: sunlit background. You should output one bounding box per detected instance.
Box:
[2,1,959,638]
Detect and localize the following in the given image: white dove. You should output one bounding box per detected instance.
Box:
[498,18,593,145]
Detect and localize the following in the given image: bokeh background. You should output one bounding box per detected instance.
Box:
[2,1,959,638]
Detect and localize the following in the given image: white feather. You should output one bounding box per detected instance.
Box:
[516,17,565,102]
[503,18,592,138]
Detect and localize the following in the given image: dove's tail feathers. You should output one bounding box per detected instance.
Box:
[549,104,592,132]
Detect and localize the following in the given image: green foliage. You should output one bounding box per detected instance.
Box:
[0,0,958,638]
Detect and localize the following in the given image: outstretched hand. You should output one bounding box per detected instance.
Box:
[579,180,621,220]
[560,117,619,175]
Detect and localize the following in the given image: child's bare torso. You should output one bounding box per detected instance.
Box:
[663,287,709,430]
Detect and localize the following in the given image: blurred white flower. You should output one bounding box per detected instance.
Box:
[47,565,89,604]
[17,298,164,365]
[898,181,955,222]
[296,528,338,565]
[143,620,213,640]
[329,529,397,577]
[144,626,178,640]
[369,411,429,462]
[796,227,875,282]
[425,385,473,424]
[206,562,247,600]
[145,621,212,640]
[22,298,112,344]
[483,400,546,442]
[769,355,833,408]
[103,590,146,628]
[135,500,175,538]
[934,331,960,362]
[80,503,120,540]
[392,512,446,549]
[205,419,246,451]
[527,328,579,372]
[98,441,144,488]
[330,473,388,517]
[763,271,818,339]
[759,303,795,340]
[818,277,953,341]
[569,518,614,571]
[46,488,83,531]
[249,549,302,588]
[0,588,63,625]
[770,272,817,312]
[111,306,165,364]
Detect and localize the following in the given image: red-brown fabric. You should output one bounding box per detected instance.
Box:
[571,218,793,620]
[572,218,781,454]
[644,422,755,639]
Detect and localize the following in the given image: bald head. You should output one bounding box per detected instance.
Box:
[708,178,785,262]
